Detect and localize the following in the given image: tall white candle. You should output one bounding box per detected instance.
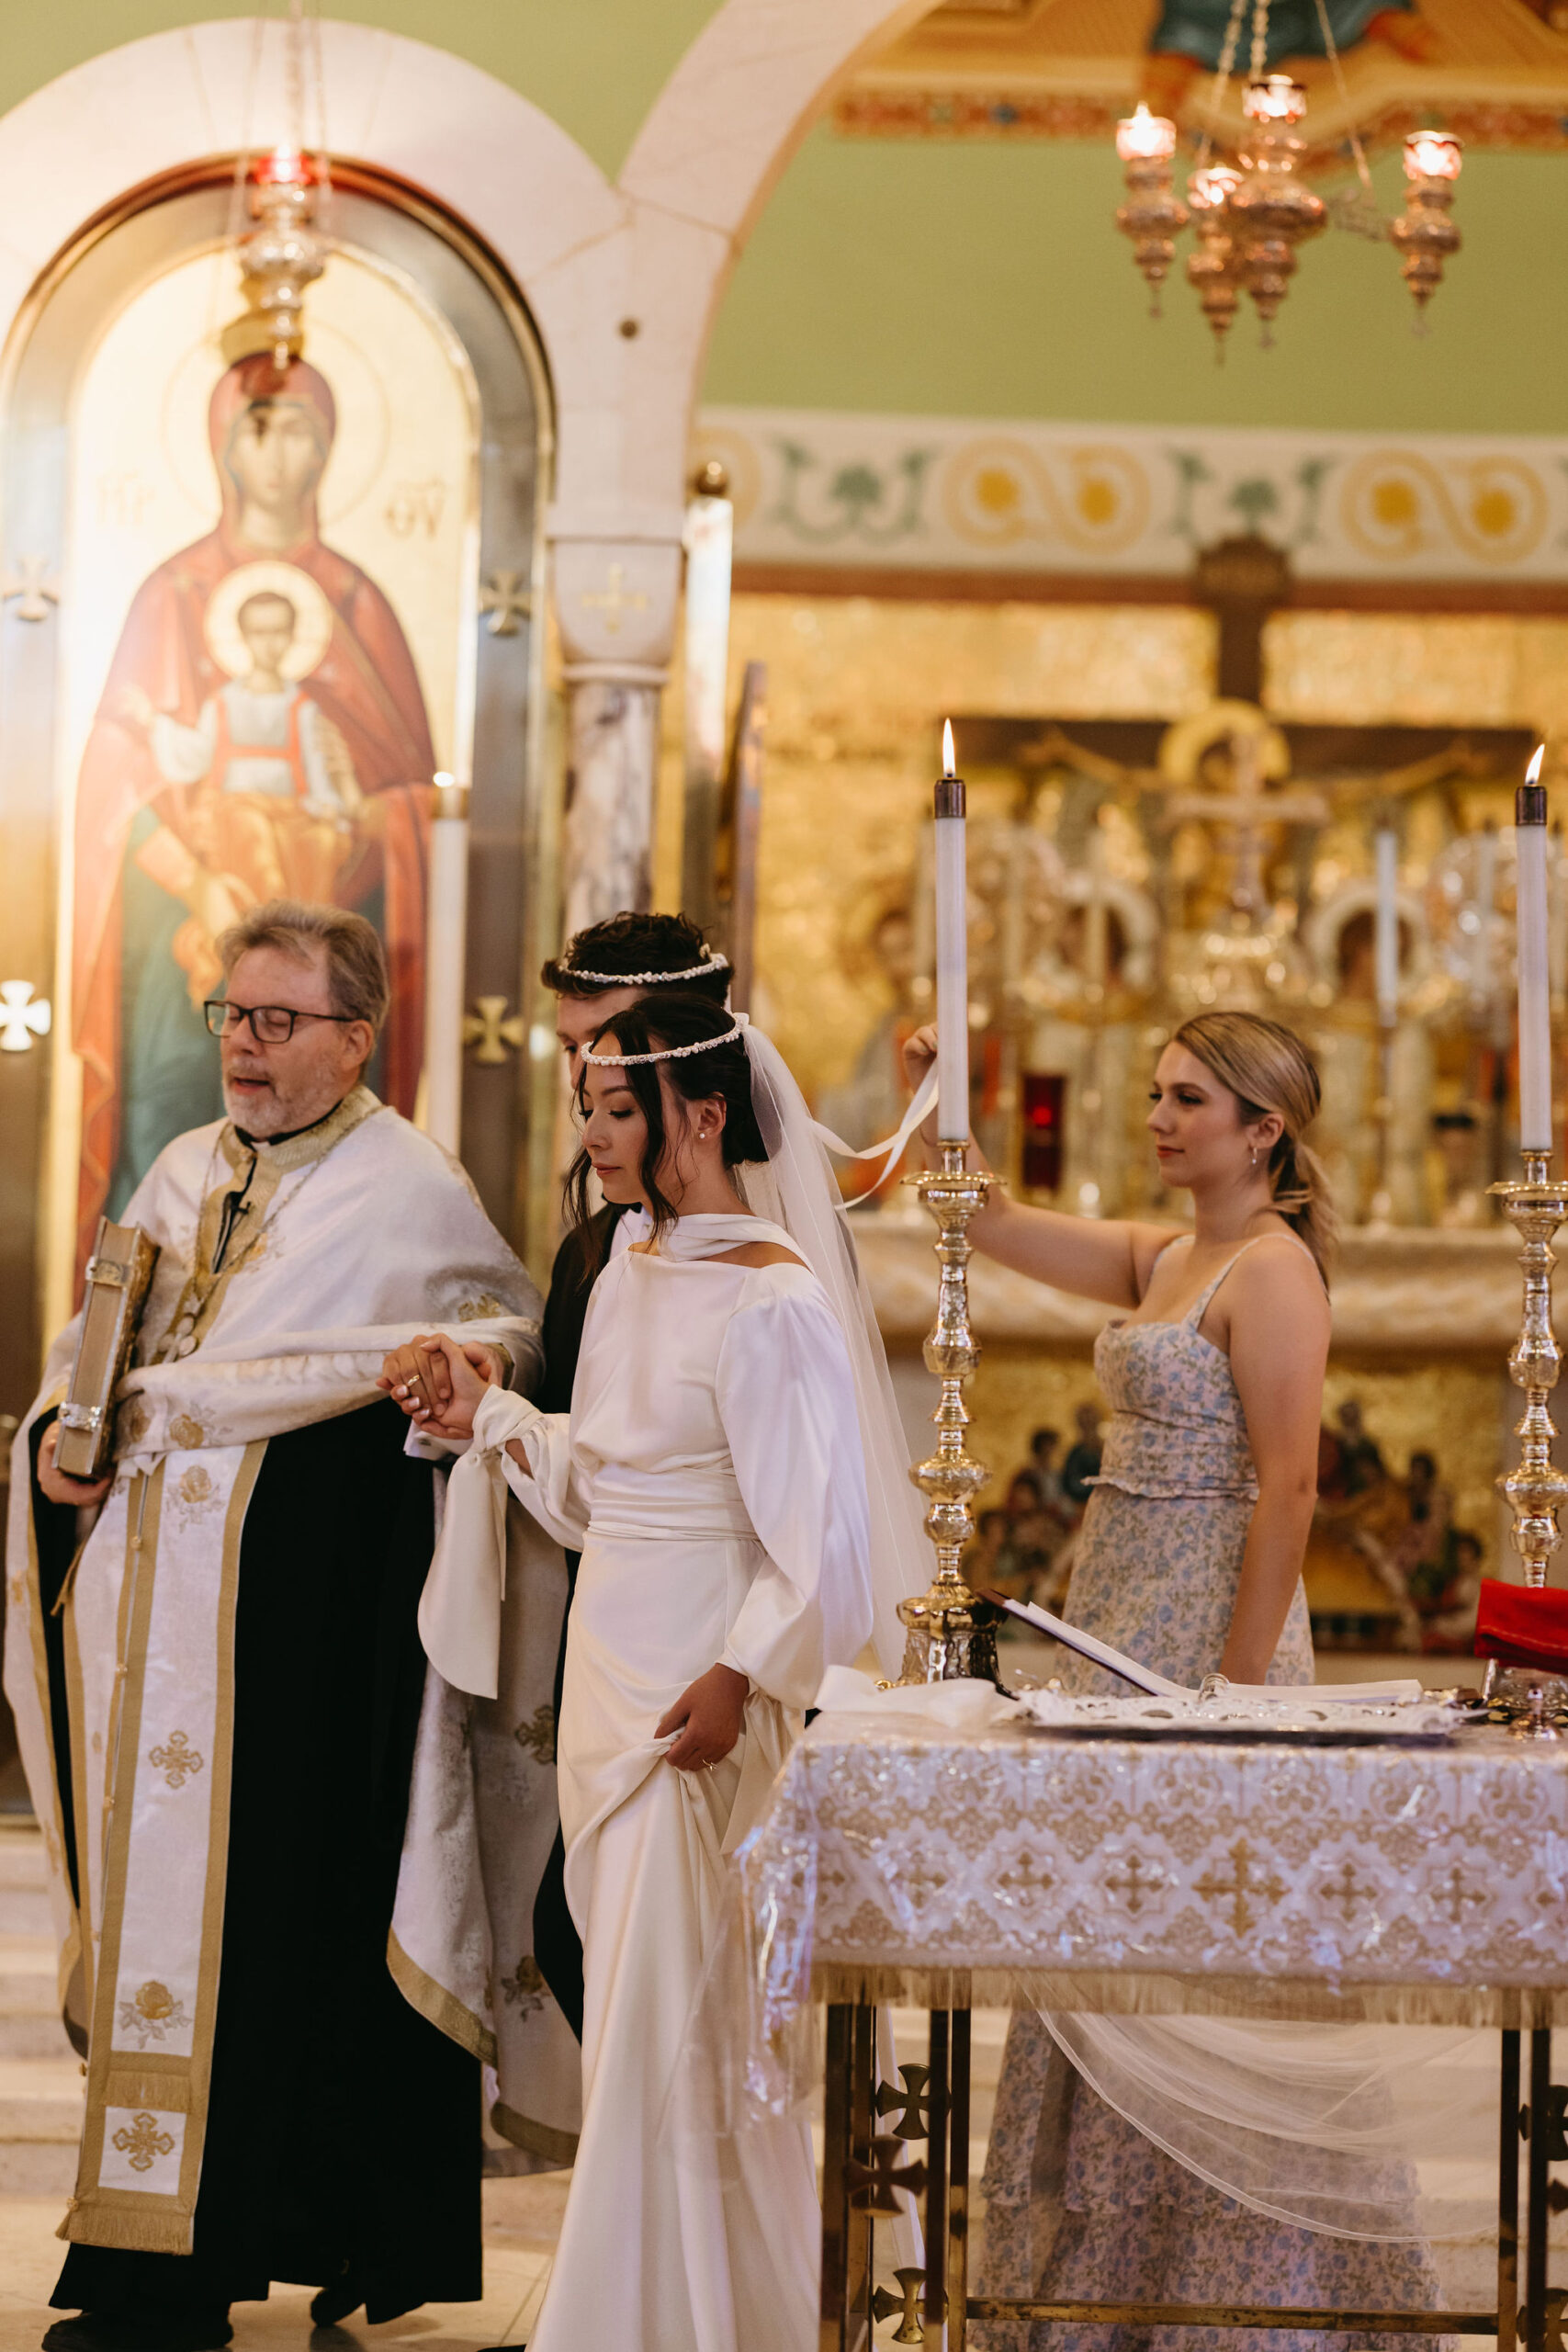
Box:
[1471,825,1497,1004]
[1517,746,1552,1154]
[935,719,969,1144]
[424,774,469,1152]
[1373,827,1399,1024]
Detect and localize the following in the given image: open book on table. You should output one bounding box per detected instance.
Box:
[982,1590,1422,1707]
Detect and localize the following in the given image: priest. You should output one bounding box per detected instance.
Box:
[4,899,570,2352]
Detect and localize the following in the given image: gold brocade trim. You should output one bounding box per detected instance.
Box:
[69,1442,263,2253]
[19,1386,81,2018]
[807,1962,1568,2030]
[490,2099,580,2167]
[387,1930,498,2068]
[59,2195,204,2256]
[75,1464,166,2224]
[175,1442,261,2229]
[62,1560,92,2020]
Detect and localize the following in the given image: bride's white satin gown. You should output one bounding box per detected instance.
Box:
[498,1213,874,2352]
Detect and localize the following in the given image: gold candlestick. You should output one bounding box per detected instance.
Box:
[1489,1152,1568,1589]
[897,1146,1002,1686]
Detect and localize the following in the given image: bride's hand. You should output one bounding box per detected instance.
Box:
[901,1023,940,1147]
[378,1334,494,1440]
[656,1662,750,1771]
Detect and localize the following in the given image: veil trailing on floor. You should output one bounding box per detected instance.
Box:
[1040,2007,1500,2245]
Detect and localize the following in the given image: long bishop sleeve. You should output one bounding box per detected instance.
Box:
[713,1272,874,1711]
[418,1386,587,1697]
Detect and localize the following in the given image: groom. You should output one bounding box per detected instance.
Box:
[531,911,731,2033]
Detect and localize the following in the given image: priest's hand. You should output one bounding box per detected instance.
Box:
[378,1333,495,1441]
[36,1421,113,1510]
[656,1662,750,1771]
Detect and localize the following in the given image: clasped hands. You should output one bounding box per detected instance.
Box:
[378,1333,749,1773]
[378,1330,497,1440]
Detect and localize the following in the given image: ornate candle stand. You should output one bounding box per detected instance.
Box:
[1484,1154,1568,1730]
[896,1146,1002,1686]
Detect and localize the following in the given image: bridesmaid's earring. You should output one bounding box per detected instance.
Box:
[1249,1144,1258,1169]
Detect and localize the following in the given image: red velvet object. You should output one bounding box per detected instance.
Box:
[1474,1577,1568,1672]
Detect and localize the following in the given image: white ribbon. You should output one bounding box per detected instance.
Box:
[417,1384,539,1700]
[811,1065,937,1204]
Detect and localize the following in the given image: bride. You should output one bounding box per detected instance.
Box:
[381,993,919,2352]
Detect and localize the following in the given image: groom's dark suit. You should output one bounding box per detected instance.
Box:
[530,1201,629,2040]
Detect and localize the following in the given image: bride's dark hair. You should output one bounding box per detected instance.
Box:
[565,993,767,1246]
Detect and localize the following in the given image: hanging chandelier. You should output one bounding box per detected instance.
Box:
[1114,0,1462,350]
[220,1,331,372]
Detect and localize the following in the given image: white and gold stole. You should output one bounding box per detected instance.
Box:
[62,1443,261,2253]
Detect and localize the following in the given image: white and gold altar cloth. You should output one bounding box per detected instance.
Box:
[732,1713,1568,2030]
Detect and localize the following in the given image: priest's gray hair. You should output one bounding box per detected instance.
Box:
[218,899,390,1035]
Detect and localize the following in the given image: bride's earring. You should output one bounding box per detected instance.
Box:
[1249,1144,1258,1170]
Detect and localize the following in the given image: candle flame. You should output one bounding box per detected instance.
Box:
[942,719,955,775]
[1528,744,1545,786]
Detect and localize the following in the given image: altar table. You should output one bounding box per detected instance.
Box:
[732,1712,1568,2352]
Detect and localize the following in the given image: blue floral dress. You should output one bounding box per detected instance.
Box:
[976,1236,1444,2352]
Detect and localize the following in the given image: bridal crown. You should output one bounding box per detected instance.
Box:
[566,952,731,987]
[582,1015,748,1067]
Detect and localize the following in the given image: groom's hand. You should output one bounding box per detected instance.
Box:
[657,1662,750,1771]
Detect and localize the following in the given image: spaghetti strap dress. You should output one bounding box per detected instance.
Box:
[975,1233,1444,2351]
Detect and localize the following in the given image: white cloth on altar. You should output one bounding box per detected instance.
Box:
[421,1211,875,2352]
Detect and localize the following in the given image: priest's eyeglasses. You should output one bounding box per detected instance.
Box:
[203,1001,357,1044]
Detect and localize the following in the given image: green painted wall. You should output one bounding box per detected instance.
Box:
[1,6,1562,438]
[704,127,1568,437]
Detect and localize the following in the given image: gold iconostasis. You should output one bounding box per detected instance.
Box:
[653,586,1568,1657]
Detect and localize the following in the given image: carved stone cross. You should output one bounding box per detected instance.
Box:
[462,995,525,1065]
[479,570,531,638]
[2,555,61,622]
[579,561,649,637]
[0,980,51,1053]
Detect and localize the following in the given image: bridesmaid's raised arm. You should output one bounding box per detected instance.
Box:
[901,1024,1172,1310]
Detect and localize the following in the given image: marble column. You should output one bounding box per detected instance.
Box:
[550,529,682,934]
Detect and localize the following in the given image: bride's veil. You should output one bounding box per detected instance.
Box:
[737,1018,926,1679]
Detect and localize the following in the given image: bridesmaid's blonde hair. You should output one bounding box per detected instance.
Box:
[1172,1012,1337,1285]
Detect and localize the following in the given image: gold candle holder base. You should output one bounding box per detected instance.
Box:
[896,1144,1003,1688]
[1488,1153,1568,1591]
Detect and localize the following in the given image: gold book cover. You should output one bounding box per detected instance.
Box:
[56,1220,160,1480]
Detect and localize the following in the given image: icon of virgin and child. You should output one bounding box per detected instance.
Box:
[71,352,438,1277]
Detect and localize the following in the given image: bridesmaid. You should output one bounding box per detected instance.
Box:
[902,1008,1441,2348]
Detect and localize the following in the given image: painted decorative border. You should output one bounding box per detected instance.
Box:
[831,88,1568,169]
[694,404,1568,583]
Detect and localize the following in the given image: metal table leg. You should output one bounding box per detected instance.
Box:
[950,2006,972,2352]
[821,2003,852,2352]
[924,2009,951,2351]
[1502,2029,1521,2352]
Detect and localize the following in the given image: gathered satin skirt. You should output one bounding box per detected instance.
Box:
[528,1522,818,2352]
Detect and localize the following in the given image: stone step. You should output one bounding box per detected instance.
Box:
[0,2010,73,2059]
[0,1888,54,1938]
[0,2140,77,2195]
[0,1828,47,1888]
